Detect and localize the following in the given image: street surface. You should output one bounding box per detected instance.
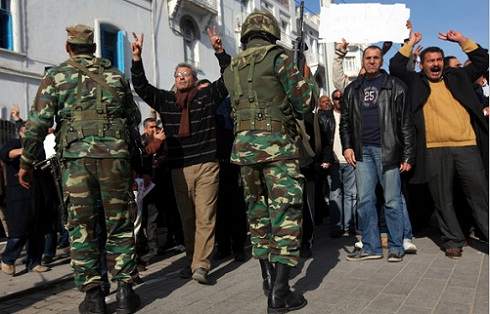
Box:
[0,225,487,314]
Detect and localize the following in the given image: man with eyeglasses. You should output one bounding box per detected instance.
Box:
[130,28,229,284]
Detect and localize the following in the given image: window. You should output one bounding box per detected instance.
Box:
[0,0,12,50]
[100,24,126,73]
[280,20,288,32]
[261,1,273,12]
[279,13,290,33]
[181,17,198,66]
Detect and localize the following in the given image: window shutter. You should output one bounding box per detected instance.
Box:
[117,30,126,73]
[6,11,12,50]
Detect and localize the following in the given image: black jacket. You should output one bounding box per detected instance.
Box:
[131,53,229,168]
[304,110,334,165]
[389,44,489,183]
[340,71,415,170]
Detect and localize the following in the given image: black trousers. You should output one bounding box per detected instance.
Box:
[426,146,489,248]
[215,162,247,253]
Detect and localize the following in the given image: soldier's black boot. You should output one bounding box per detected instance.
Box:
[267,263,307,314]
[259,259,275,296]
[116,282,141,314]
[79,286,107,314]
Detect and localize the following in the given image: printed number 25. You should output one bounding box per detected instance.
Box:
[364,90,376,102]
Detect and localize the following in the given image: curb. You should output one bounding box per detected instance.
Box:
[0,273,74,303]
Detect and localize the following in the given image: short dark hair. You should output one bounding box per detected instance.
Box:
[420,47,445,63]
[331,89,342,98]
[443,56,457,68]
[362,45,383,58]
[67,42,96,55]
[143,117,157,128]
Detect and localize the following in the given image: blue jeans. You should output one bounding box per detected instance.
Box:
[402,195,413,240]
[2,235,44,269]
[356,146,404,255]
[44,224,69,258]
[328,163,357,231]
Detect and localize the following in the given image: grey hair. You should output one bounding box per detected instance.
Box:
[174,63,197,80]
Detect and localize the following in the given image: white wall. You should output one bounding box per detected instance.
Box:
[0,0,235,122]
[0,0,330,122]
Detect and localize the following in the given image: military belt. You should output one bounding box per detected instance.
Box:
[235,120,283,133]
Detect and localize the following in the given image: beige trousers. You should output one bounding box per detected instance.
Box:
[171,162,219,272]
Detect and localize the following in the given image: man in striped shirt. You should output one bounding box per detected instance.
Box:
[130,29,229,284]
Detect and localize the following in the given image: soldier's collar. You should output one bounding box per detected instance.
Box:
[71,53,94,59]
[246,38,272,48]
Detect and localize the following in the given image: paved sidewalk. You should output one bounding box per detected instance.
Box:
[0,225,487,314]
[0,245,72,300]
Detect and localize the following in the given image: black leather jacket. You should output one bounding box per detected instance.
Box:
[340,71,415,169]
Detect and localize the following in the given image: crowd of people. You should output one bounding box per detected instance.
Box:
[0,10,488,314]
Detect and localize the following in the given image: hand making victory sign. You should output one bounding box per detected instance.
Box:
[131,32,144,61]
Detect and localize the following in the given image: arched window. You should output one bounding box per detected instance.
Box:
[100,23,126,73]
[0,0,13,50]
[180,17,198,66]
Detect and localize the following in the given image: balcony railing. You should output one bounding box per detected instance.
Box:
[187,0,217,13]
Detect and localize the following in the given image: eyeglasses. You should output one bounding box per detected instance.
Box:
[174,71,193,78]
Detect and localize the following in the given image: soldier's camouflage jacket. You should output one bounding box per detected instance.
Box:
[224,39,319,166]
[21,54,140,168]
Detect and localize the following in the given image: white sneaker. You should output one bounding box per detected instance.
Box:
[403,238,417,254]
[354,241,363,249]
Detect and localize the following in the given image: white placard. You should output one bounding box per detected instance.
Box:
[320,3,410,44]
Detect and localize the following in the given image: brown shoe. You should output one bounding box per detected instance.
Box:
[31,265,50,272]
[1,262,15,276]
[445,247,463,259]
[381,234,389,249]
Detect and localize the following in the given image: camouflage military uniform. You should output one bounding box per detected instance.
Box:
[20,25,140,291]
[223,35,317,267]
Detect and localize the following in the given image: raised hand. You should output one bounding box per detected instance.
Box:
[406,20,413,32]
[438,30,467,44]
[409,31,422,46]
[207,26,224,53]
[382,41,393,55]
[406,20,422,46]
[336,38,349,51]
[413,45,423,58]
[131,32,144,61]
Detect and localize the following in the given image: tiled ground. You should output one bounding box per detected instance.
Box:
[0,225,487,314]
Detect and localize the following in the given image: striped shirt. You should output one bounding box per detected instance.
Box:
[131,57,229,168]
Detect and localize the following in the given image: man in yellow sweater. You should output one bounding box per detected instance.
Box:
[390,24,489,259]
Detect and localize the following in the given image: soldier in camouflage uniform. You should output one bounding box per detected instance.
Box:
[18,25,141,314]
[222,10,318,314]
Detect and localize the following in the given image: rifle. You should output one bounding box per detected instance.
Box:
[33,156,66,224]
[295,1,306,72]
[293,1,316,167]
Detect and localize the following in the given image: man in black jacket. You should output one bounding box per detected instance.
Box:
[389,26,489,259]
[341,46,415,262]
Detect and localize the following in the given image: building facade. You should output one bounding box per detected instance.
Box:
[0,0,330,122]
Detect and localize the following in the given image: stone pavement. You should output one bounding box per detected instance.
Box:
[0,225,487,314]
[0,244,72,300]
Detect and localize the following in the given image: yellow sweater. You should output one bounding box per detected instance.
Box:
[423,81,476,148]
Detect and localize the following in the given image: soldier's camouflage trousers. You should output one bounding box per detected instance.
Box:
[62,158,136,291]
[240,159,304,267]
